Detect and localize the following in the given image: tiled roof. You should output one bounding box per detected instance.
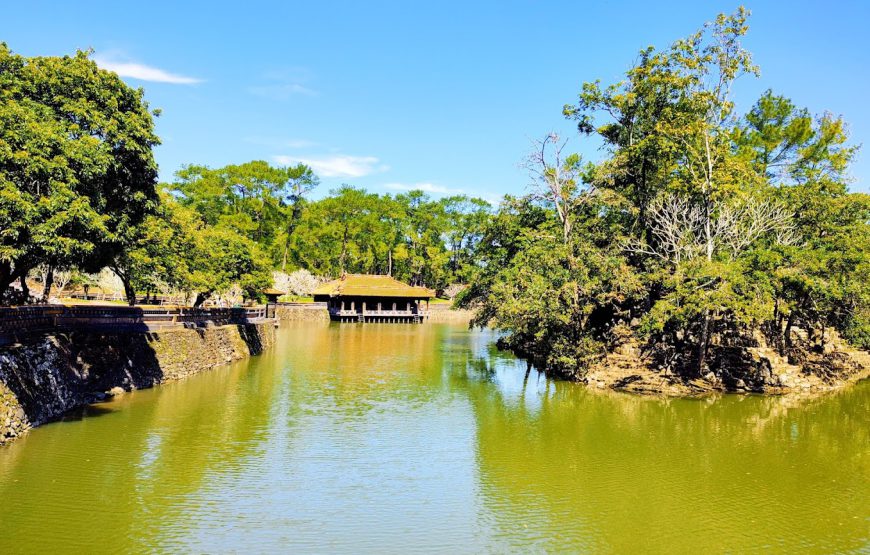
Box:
[312,274,435,298]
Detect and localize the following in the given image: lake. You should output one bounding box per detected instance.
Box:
[0,322,867,553]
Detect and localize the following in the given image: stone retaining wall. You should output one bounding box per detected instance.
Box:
[0,321,275,445]
[275,304,331,322]
[427,305,475,324]
[275,303,474,324]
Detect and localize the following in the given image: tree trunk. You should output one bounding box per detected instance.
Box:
[193,291,211,308]
[19,274,29,301]
[0,260,13,294]
[40,265,55,303]
[784,311,795,349]
[339,223,349,274]
[122,278,136,306]
[282,201,303,272]
[110,264,137,306]
[695,310,710,377]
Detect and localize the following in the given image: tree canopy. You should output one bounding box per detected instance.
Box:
[0,43,160,295]
[461,8,869,379]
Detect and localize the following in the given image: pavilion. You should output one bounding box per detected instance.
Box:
[312,274,435,323]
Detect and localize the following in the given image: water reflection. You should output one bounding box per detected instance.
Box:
[0,323,866,553]
[463,342,870,553]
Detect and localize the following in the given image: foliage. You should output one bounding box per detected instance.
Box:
[463,8,870,378]
[168,160,319,269]
[285,186,491,291]
[168,164,491,294]
[0,43,159,293]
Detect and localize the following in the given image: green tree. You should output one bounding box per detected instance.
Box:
[190,227,272,307]
[168,160,319,268]
[109,193,200,305]
[736,91,868,349]
[465,7,869,380]
[278,164,319,270]
[441,195,492,283]
[0,44,159,297]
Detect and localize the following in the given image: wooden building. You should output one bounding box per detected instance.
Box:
[312,274,435,323]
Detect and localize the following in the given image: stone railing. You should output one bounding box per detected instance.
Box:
[0,305,269,344]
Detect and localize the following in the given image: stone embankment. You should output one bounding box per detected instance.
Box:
[275,303,474,324]
[275,303,330,322]
[274,302,474,324]
[0,321,274,445]
[427,304,475,323]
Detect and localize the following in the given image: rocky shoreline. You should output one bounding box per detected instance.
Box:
[571,331,870,397]
[499,324,870,397]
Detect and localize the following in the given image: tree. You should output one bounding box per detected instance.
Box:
[441,195,492,283]
[0,44,159,298]
[522,133,590,244]
[464,7,869,381]
[109,193,201,305]
[566,8,776,375]
[735,91,868,350]
[272,269,323,297]
[279,164,319,270]
[190,227,272,308]
[168,160,319,268]
[460,193,640,378]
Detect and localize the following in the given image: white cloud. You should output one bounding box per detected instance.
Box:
[249,68,317,100]
[384,182,464,195]
[249,83,317,99]
[273,154,388,178]
[93,56,201,84]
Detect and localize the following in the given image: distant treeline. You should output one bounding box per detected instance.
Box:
[0,43,492,307]
[166,164,492,294]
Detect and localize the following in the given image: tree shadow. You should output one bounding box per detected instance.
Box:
[1,308,273,437]
[236,323,267,354]
[59,402,118,422]
[0,328,164,430]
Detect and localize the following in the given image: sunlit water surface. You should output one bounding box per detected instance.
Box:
[0,322,867,553]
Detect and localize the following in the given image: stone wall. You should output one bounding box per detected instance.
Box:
[428,305,475,324]
[275,304,331,322]
[0,321,275,445]
[275,303,475,324]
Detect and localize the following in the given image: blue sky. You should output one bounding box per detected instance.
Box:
[4,1,869,200]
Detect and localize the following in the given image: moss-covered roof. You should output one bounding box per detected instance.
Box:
[312,274,434,298]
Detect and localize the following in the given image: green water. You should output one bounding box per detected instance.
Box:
[0,323,867,553]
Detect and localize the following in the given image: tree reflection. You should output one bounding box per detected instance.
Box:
[462,348,870,553]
